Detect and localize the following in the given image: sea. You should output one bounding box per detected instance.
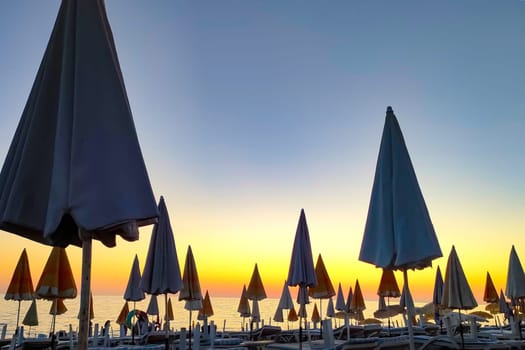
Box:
[0,295,431,338]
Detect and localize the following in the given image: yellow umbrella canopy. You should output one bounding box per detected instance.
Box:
[350,280,366,312]
[246,263,267,301]
[377,269,401,298]
[167,298,174,321]
[116,301,130,325]
[288,307,299,322]
[50,298,68,315]
[311,303,321,323]
[22,299,39,327]
[237,285,251,317]
[5,248,35,330]
[35,247,77,299]
[198,290,214,321]
[309,254,335,299]
[484,272,499,303]
[179,245,203,310]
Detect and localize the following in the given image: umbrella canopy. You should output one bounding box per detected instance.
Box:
[246,264,267,301]
[505,245,525,301]
[298,303,307,318]
[5,249,35,301]
[147,295,159,316]
[140,196,183,295]
[278,281,294,310]
[326,298,336,318]
[116,301,130,325]
[311,303,321,323]
[335,283,346,312]
[273,307,284,323]
[180,245,203,310]
[359,107,442,270]
[309,254,335,299]
[167,298,175,321]
[287,209,317,303]
[35,247,77,299]
[288,307,299,322]
[484,272,499,303]
[350,280,366,313]
[124,255,145,302]
[0,0,158,248]
[237,285,251,317]
[432,266,444,307]
[377,269,401,298]
[198,290,214,320]
[345,287,353,314]
[377,295,387,311]
[441,246,478,310]
[50,299,68,316]
[22,299,39,327]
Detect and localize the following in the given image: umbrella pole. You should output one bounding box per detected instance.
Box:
[299,315,303,350]
[387,297,391,336]
[320,299,323,338]
[16,300,21,331]
[458,309,464,349]
[165,294,169,350]
[403,270,415,350]
[189,310,192,350]
[78,230,92,350]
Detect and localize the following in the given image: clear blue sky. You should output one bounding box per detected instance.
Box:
[0,1,524,299]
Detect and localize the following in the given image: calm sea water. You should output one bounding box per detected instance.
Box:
[0,295,486,339]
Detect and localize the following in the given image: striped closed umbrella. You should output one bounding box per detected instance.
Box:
[198,290,214,321]
[180,245,203,350]
[5,249,35,330]
[116,302,130,325]
[484,272,499,303]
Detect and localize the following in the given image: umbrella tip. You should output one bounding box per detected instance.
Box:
[386,106,393,113]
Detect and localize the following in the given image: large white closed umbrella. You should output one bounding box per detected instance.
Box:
[0,1,158,348]
[140,196,183,348]
[287,209,317,350]
[359,107,442,350]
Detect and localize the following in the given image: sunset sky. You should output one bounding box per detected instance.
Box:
[0,1,524,303]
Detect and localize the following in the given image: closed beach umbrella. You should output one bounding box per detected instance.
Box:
[309,254,335,332]
[273,307,284,323]
[252,299,261,323]
[278,281,294,310]
[484,272,499,303]
[505,246,525,301]
[432,266,444,324]
[198,290,214,322]
[147,295,159,316]
[238,285,251,330]
[124,255,145,308]
[401,283,417,326]
[246,264,267,301]
[326,298,335,318]
[335,284,346,312]
[116,302,130,326]
[0,0,159,347]
[140,196,183,345]
[350,280,366,314]
[22,299,39,338]
[311,303,321,326]
[287,209,317,350]
[167,298,175,321]
[180,245,203,350]
[5,248,35,330]
[288,307,299,325]
[50,299,68,316]
[377,268,400,332]
[359,107,442,350]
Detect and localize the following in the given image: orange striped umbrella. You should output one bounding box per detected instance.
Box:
[179,246,203,310]
[377,269,401,298]
[35,247,77,299]
[198,290,214,321]
[116,301,130,325]
[246,263,267,301]
[484,272,499,303]
[5,248,35,329]
[309,254,335,299]
[350,280,366,312]
[50,298,68,315]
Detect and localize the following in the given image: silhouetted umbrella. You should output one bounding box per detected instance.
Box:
[441,246,477,348]
[237,285,251,331]
[432,266,444,324]
[350,280,366,315]
[0,0,158,346]
[167,298,174,321]
[335,284,346,312]
[505,246,525,338]
[180,245,203,350]
[116,302,130,326]
[246,263,266,333]
[36,247,77,340]
[377,269,400,331]
[22,299,39,337]
[252,299,261,323]
[288,307,299,323]
[484,272,499,303]
[326,298,336,318]
[124,255,145,310]
[198,290,214,322]
[309,254,335,335]
[287,209,317,350]
[147,295,159,317]
[50,299,68,335]
[359,107,442,350]
[5,248,35,331]
[311,303,321,326]
[278,280,294,310]
[273,306,284,323]
[140,196,183,347]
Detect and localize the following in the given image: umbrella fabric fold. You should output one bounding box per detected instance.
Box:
[198,290,214,321]
[484,271,499,303]
[432,266,444,323]
[377,269,401,298]
[335,283,346,312]
[505,245,525,301]
[5,248,35,330]
[237,285,251,317]
[179,245,203,309]
[23,299,39,327]
[246,264,267,301]
[50,298,68,315]
[309,254,335,299]
[278,281,294,310]
[0,0,158,248]
[349,280,366,314]
[273,307,284,323]
[326,298,336,318]
[36,247,77,299]
[441,246,478,310]
[147,295,159,316]
[359,107,442,270]
[124,255,145,302]
[116,302,130,325]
